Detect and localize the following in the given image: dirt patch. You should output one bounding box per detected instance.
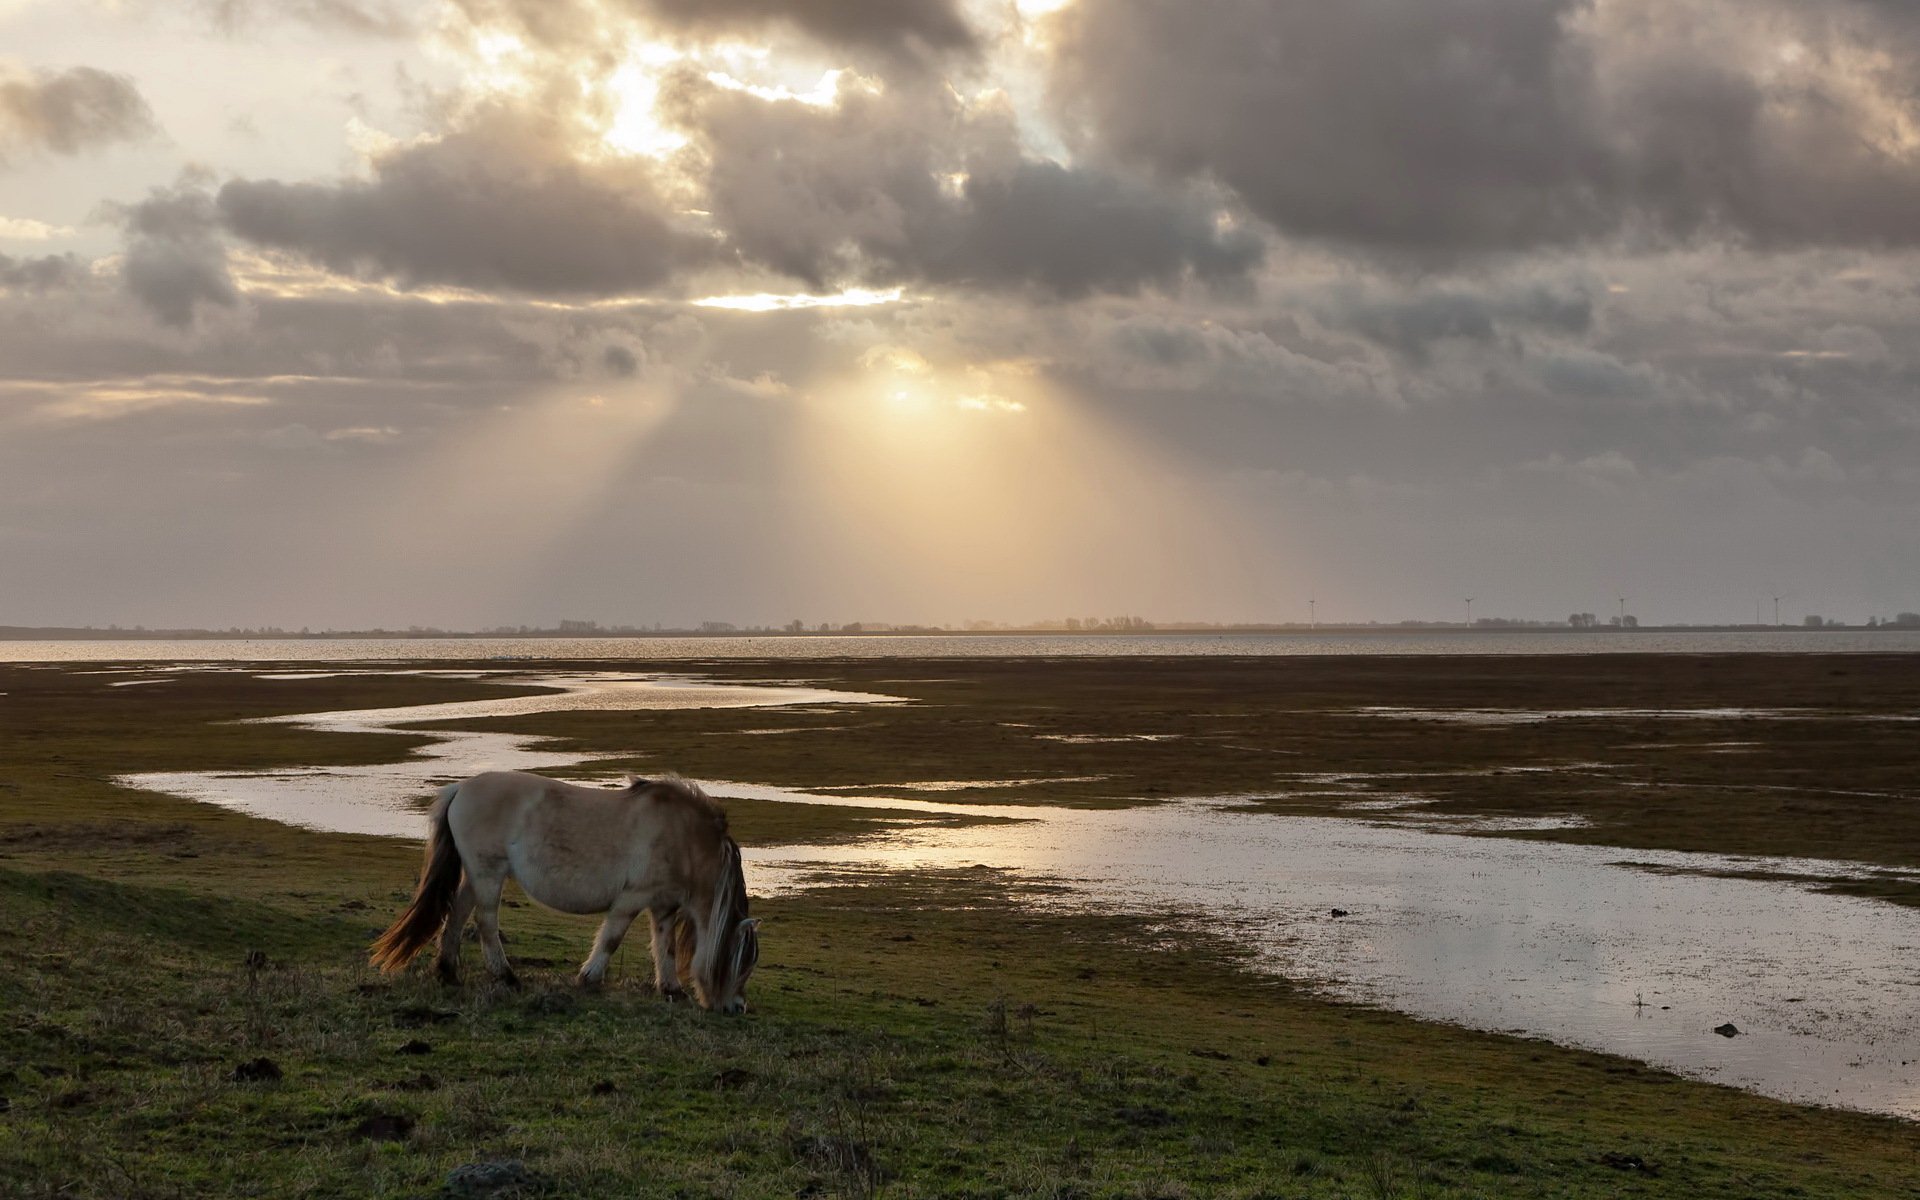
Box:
[0,822,203,853]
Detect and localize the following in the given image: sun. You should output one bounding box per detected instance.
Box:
[604,51,690,159]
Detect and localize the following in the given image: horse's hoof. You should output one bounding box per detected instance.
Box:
[660,987,686,1004]
[497,970,522,990]
[576,973,603,992]
[435,961,460,986]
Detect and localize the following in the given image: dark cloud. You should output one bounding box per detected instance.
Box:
[1310,278,1595,361]
[635,0,976,61]
[949,161,1260,295]
[0,66,155,161]
[0,252,84,291]
[602,344,640,377]
[448,0,975,61]
[676,79,1260,295]
[1051,0,1920,255]
[114,184,241,329]
[218,106,715,296]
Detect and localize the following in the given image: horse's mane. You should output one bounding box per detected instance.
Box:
[638,773,753,1004]
[627,774,730,838]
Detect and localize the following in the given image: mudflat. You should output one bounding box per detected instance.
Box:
[457,653,1920,874]
[2,656,1918,1197]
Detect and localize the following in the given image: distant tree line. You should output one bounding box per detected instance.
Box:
[7,611,1920,640]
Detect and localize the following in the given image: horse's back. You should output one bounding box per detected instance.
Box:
[446,770,665,914]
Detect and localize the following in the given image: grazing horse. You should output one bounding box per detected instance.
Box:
[370,772,760,1013]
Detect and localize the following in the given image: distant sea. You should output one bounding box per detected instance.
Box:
[6,629,1920,662]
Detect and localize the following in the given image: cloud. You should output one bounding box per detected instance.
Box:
[5,0,1920,626]
[194,0,420,36]
[0,214,75,240]
[113,183,241,328]
[674,76,1261,295]
[0,251,83,290]
[218,105,717,296]
[1050,0,1920,255]
[634,0,977,62]
[1308,277,1595,361]
[0,65,155,162]
[449,0,977,62]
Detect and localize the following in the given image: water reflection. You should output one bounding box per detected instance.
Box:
[741,797,1920,1119]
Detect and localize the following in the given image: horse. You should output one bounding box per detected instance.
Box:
[369,771,760,1014]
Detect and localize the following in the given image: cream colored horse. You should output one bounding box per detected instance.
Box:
[371,772,759,1013]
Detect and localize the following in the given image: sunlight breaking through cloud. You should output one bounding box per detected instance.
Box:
[692,286,904,311]
[4,0,1920,627]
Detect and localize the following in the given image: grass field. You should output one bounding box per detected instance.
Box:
[2,659,1918,1198]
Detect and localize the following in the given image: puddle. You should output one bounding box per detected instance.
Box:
[1037,733,1184,744]
[742,798,1920,1120]
[254,669,513,682]
[117,670,1920,1120]
[815,777,1109,793]
[1356,706,1920,725]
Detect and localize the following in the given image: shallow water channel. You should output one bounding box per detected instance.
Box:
[119,669,1920,1120]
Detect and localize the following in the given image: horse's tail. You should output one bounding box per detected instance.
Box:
[369,783,463,973]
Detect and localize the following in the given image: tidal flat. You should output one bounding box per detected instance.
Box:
[3,656,1919,1197]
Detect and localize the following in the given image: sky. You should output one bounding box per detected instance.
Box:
[2,0,1918,630]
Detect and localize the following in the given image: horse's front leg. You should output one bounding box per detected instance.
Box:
[647,909,687,1000]
[578,899,643,989]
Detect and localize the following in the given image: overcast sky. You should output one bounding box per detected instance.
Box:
[3,0,1918,629]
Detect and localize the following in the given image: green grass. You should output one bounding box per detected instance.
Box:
[2,660,1918,1197]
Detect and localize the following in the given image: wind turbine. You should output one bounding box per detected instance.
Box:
[1464,597,1474,627]
[1773,595,1782,626]
[1618,595,1627,626]
[1308,598,1317,628]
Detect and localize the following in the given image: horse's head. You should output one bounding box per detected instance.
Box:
[685,836,760,1014]
[711,916,760,1015]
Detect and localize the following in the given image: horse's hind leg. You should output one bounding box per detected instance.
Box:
[578,899,642,989]
[647,909,687,1000]
[466,866,518,988]
[433,878,475,984]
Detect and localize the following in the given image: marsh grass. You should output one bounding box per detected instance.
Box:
[7,857,1920,1197]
